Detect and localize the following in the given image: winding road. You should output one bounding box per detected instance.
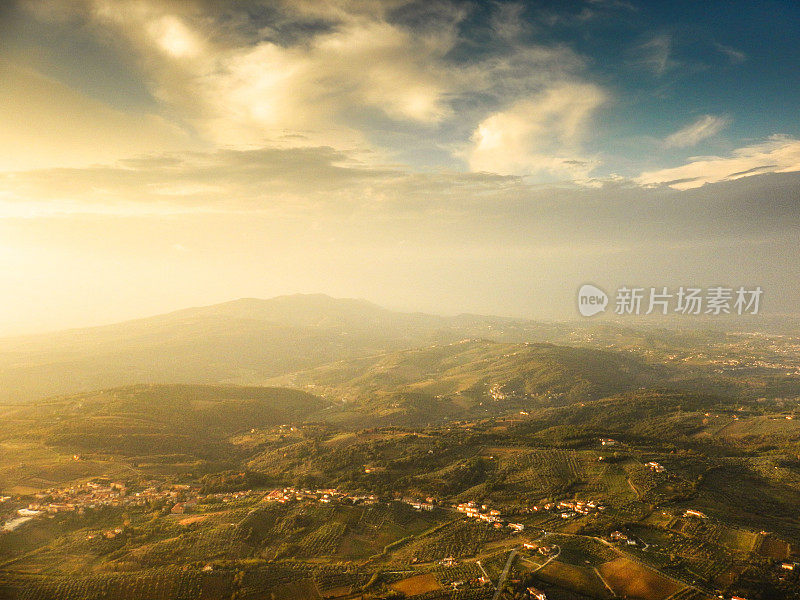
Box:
[491,548,519,600]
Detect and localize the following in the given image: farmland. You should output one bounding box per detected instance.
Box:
[1,328,800,599]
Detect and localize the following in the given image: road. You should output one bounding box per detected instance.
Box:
[491,548,519,600]
[476,560,494,590]
[522,544,560,574]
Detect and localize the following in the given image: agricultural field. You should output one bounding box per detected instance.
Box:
[389,573,442,595]
[2,331,800,599]
[597,557,684,600]
[531,561,612,599]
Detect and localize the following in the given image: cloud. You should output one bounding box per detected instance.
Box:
[638,135,800,189]
[38,0,462,147]
[714,42,746,64]
[632,34,674,76]
[10,0,604,177]
[0,146,404,216]
[490,2,527,41]
[2,144,799,259]
[663,114,731,148]
[467,83,607,178]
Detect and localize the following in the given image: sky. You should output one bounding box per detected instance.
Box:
[0,0,799,335]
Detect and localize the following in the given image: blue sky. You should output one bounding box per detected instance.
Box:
[3,0,799,179]
[0,0,798,332]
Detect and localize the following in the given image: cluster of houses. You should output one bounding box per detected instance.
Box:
[455,501,525,531]
[609,531,639,546]
[646,461,666,473]
[22,481,129,514]
[533,499,606,519]
[262,487,380,506]
[86,526,125,541]
[5,480,263,527]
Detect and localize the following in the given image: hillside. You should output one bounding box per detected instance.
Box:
[0,295,562,404]
[268,339,670,426]
[1,294,796,405]
[0,384,326,493]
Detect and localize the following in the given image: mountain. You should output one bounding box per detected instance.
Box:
[0,295,569,404]
[0,293,795,405]
[0,295,440,403]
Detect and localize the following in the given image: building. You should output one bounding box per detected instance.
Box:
[526,586,547,600]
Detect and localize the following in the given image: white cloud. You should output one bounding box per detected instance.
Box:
[467,83,606,178]
[633,34,673,76]
[82,0,461,151]
[714,42,746,64]
[147,14,203,58]
[13,0,601,175]
[638,135,800,189]
[663,114,731,148]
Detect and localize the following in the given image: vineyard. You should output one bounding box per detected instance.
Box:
[297,522,347,557]
[395,520,503,562]
[131,523,248,566]
[6,567,228,600]
[496,449,596,500]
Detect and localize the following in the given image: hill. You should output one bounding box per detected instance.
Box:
[0,293,797,406]
[268,339,669,426]
[0,295,563,404]
[0,384,326,493]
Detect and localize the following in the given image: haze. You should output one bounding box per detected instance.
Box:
[1,0,799,336]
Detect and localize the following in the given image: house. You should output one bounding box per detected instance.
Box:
[526,586,547,600]
[683,509,707,519]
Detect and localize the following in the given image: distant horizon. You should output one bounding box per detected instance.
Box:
[1,291,797,339]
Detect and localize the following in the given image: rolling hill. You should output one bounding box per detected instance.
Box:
[0,295,565,404]
[266,339,674,427]
[0,384,326,493]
